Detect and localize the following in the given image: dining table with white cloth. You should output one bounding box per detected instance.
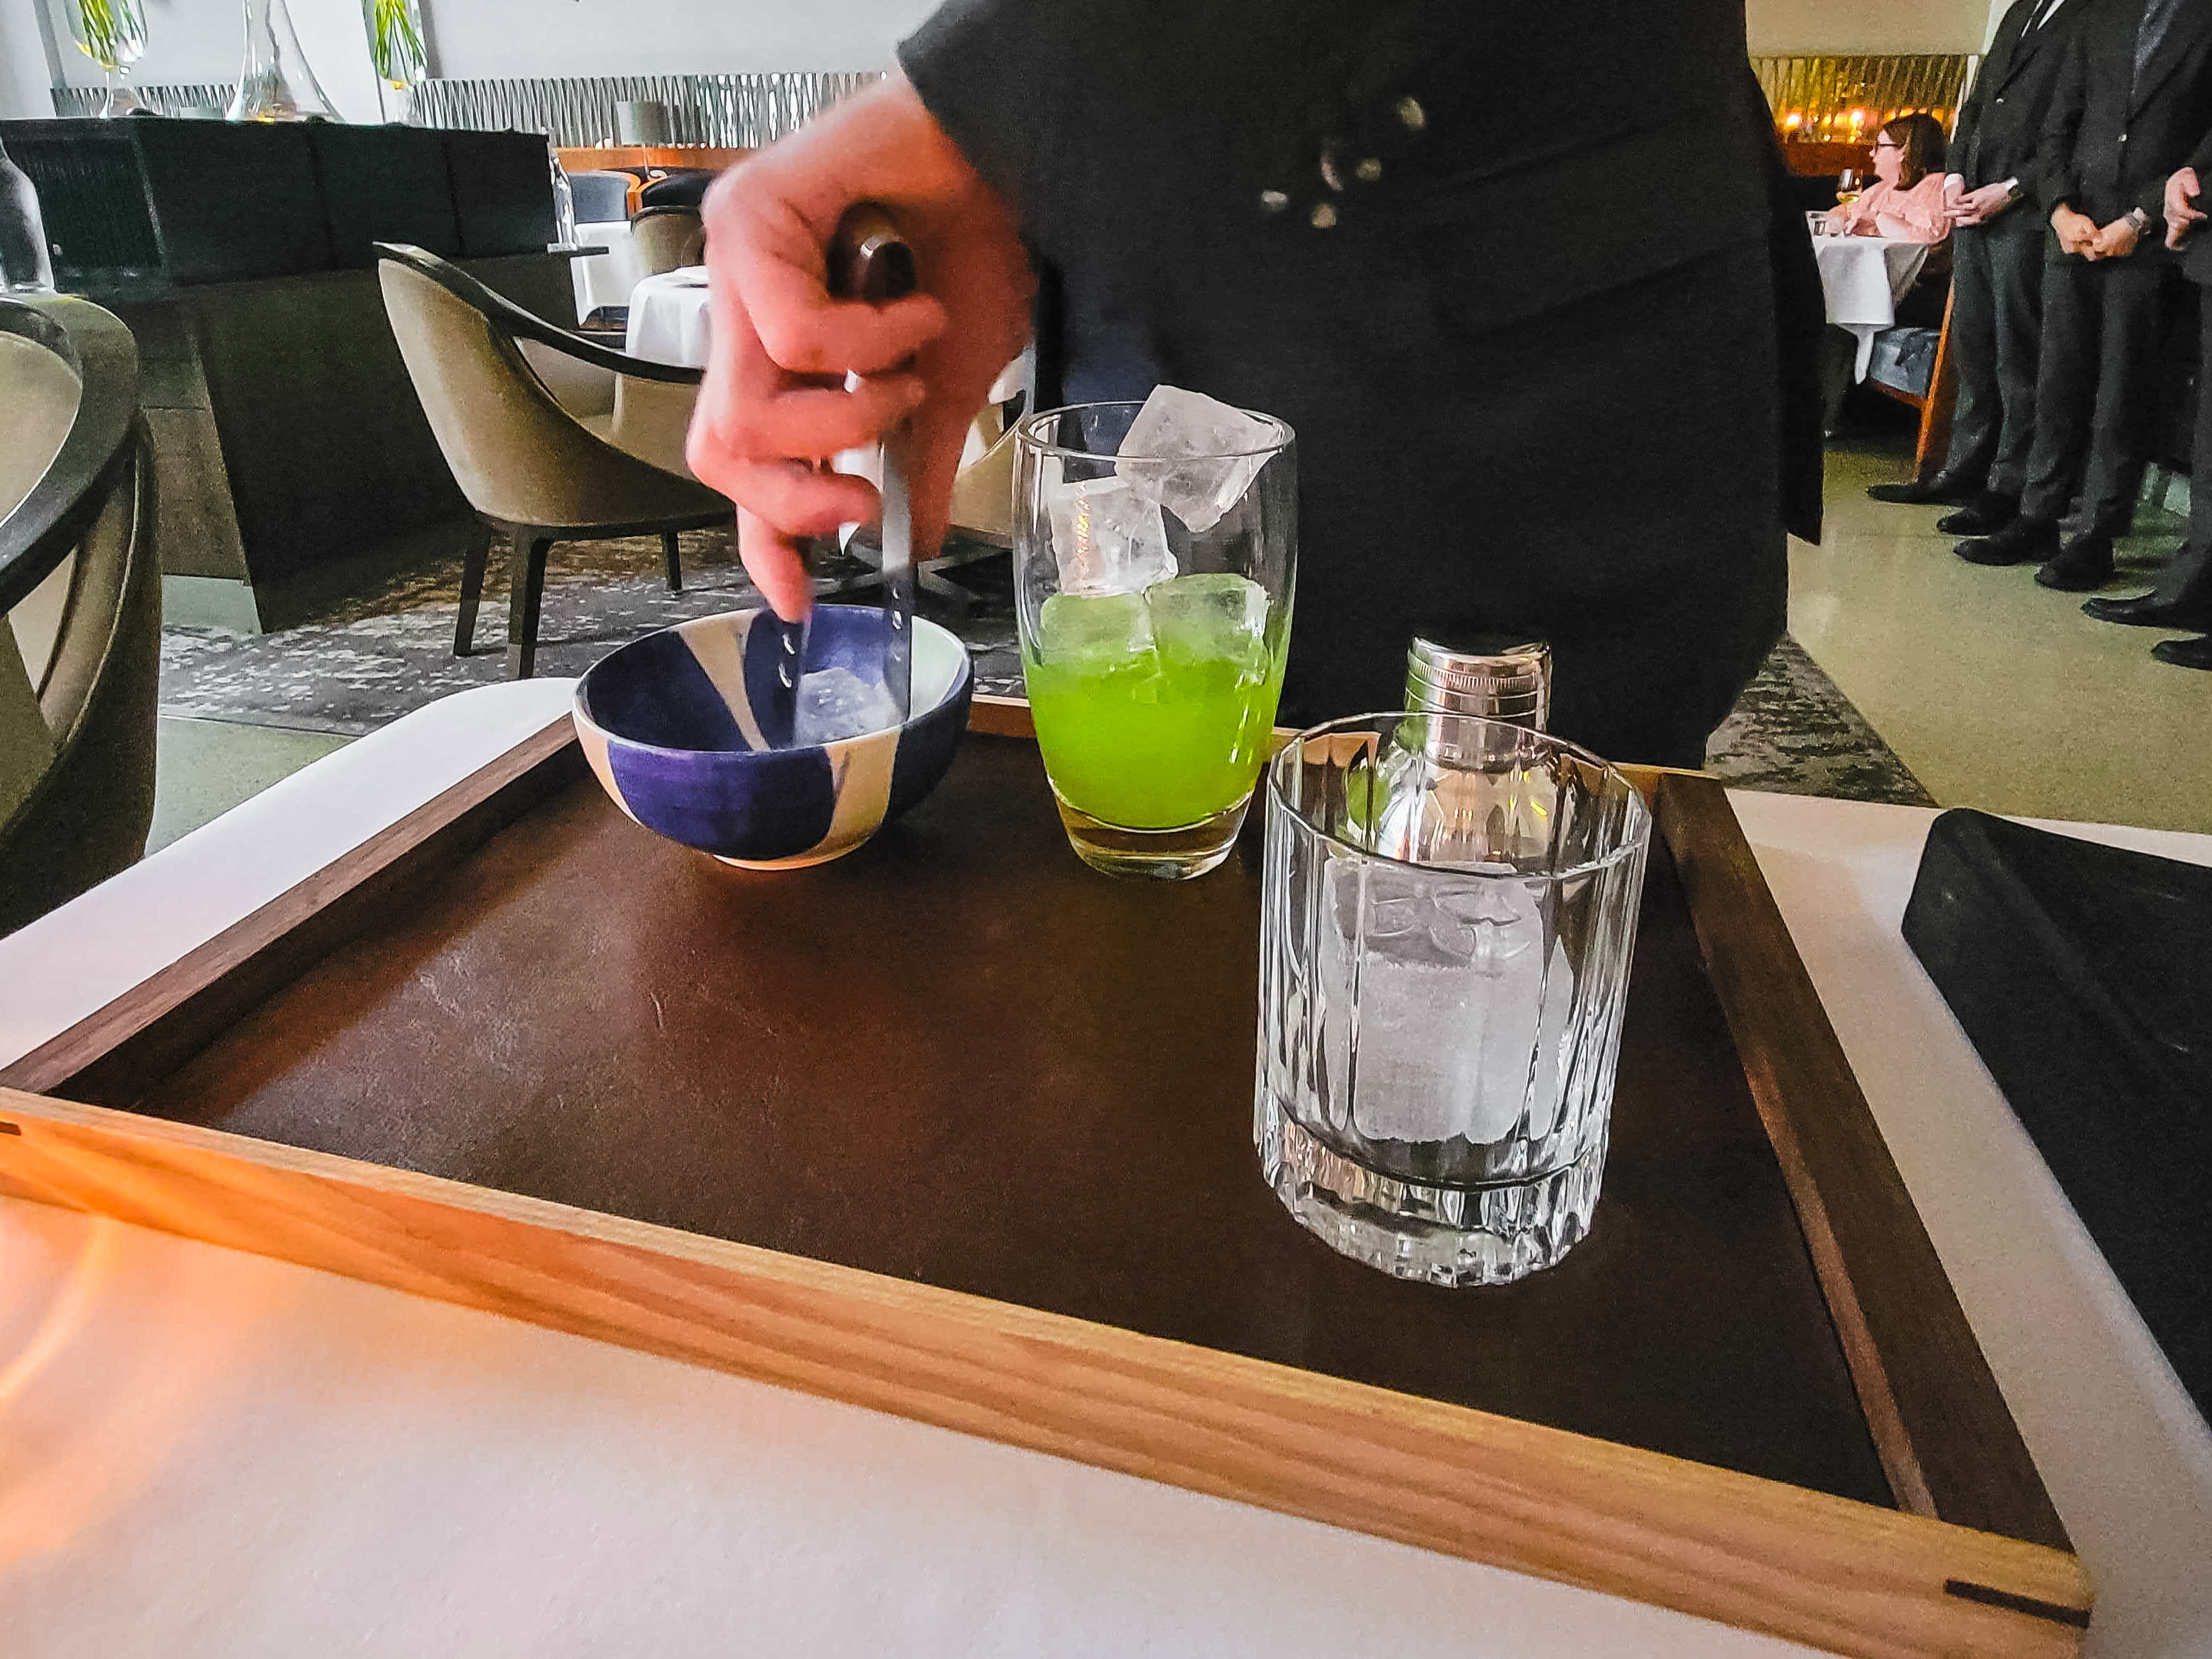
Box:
[1814,232,1935,381]
[626,264,714,367]
[622,269,1035,403]
[1,680,2208,1657]
[569,219,648,323]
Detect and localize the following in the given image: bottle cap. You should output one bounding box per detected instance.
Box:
[1404,635,1551,730]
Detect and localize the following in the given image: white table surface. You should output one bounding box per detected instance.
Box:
[1813,233,1933,380]
[571,218,647,322]
[2,683,2209,1658]
[626,266,713,367]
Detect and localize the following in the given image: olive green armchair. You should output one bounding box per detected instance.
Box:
[375,243,732,677]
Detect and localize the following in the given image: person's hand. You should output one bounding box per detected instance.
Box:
[2090,215,2141,260]
[2051,203,2100,257]
[686,75,1035,620]
[2166,166,2206,250]
[1946,181,2015,224]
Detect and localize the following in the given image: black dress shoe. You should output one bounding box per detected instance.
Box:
[1868,473,1978,506]
[1957,517,2059,566]
[2036,533,2115,591]
[1937,494,2020,537]
[2082,592,2212,628]
[2151,634,2212,670]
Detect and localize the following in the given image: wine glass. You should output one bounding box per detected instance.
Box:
[65,0,147,118]
[1836,168,1862,206]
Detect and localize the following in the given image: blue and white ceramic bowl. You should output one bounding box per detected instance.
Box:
[573,606,974,870]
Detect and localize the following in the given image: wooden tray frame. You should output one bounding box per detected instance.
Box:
[0,698,2093,1658]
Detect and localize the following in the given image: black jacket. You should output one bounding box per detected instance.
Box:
[1954,0,2093,195]
[2037,0,2212,250]
[902,0,1815,742]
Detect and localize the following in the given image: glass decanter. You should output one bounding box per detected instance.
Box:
[0,142,57,293]
[226,0,340,123]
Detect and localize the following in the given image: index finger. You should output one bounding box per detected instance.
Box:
[737,506,818,623]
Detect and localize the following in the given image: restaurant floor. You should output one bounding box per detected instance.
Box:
[1809,438,2207,835]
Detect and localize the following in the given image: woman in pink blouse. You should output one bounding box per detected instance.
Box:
[1825,113,1951,244]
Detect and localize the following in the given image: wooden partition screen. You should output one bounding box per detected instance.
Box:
[1755,54,1977,175]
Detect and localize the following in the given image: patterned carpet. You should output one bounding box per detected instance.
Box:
[160,528,1934,807]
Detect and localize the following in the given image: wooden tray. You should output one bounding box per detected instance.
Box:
[0,699,2091,1657]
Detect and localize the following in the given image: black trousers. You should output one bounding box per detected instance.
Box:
[1942,211,2046,498]
[2022,255,2181,531]
[2150,279,2212,608]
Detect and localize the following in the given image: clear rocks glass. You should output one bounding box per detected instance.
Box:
[1012,397,1296,880]
[1257,713,1653,1286]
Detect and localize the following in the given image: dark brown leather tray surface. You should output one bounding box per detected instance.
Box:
[124,733,1889,1508]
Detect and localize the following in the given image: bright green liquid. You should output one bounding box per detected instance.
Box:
[1024,581,1286,830]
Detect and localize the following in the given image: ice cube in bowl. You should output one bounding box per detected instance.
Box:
[793,665,903,745]
[573,605,974,870]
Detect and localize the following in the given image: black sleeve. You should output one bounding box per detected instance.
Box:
[1740,63,1825,546]
[2033,31,2090,212]
[1951,32,1995,175]
[1954,0,2031,181]
[897,0,1090,248]
[2149,129,2212,221]
[1950,96,1983,181]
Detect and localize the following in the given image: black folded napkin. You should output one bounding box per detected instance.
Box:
[1903,809,2211,1421]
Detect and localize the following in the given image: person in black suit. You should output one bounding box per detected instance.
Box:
[1869,0,2085,522]
[685,0,1823,767]
[2084,150,2212,665]
[1958,0,2212,588]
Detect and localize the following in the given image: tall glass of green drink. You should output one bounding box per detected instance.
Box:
[1012,395,1296,878]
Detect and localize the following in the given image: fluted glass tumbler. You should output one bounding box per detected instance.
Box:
[1012,399,1295,879]
[1257,713,1652,1286]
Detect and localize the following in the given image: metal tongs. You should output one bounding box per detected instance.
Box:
[757,204,918,748]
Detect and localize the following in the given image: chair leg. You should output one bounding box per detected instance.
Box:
[507,531,552,680]
[661,530,684,593]
[916,563,976,615]
[454,525,491,657]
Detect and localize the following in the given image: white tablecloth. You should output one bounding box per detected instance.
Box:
[626,266,713,366]
[1815,234,1934,380]
[2,684,2209,1658]
[570,219,647,323]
